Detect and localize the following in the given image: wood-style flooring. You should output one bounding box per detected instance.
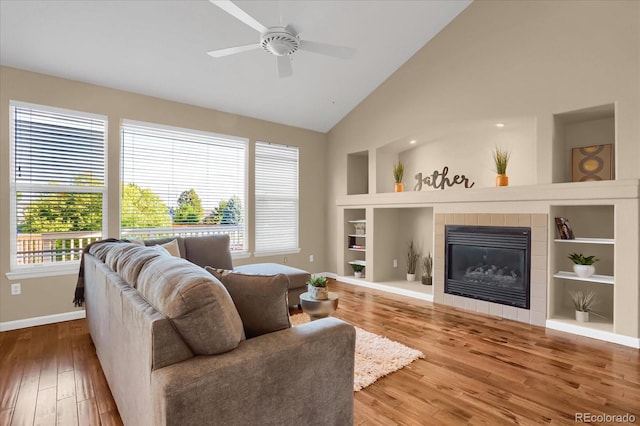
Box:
[1,279,639,425]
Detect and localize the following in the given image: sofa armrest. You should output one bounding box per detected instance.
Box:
[151,317,355,426]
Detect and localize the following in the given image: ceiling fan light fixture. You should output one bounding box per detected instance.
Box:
[260,27,299,56]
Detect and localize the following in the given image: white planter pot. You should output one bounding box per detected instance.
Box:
[354,271,362,278]
[307,284,328,300]
[406,273,416,282]
[573,264,595,278]
[575,310,589,322]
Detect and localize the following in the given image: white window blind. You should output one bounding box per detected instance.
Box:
[255,142,299,254]
[10,102,106,267]
[121,121,247,252]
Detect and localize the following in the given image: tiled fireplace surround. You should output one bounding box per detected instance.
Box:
[433,213,548,327]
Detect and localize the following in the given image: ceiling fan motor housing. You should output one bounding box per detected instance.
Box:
[260,27,299,56]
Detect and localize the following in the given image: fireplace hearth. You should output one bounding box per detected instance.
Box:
[445,225,531,309]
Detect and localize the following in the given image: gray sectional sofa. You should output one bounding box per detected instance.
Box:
[83,236,355,425]
[144,235,310,308]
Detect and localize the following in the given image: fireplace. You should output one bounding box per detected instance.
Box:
[445,225,531,309]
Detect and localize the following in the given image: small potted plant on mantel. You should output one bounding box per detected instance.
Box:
[406,241,420,282]
[569,289,597,322]
[421,252,433,285]
[493,146,510,187]
[568,252,599,278]
[307,275,328,300]
[393,161,405,192]
[350,263,365,278]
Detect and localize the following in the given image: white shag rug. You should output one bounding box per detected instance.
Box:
[290,313,424,391]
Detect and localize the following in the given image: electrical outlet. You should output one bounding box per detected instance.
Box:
[283,257,288,264]
[309,255,314,263]
[393,259,398,268]
[11,283,21,295]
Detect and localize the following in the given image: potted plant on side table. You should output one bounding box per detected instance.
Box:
[406,241,420,282]
[421,252,433,285]
[568,252,599,278]
[569,289,597,322]
[307,275,329,300]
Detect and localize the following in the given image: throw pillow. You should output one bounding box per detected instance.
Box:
[160,238,181,257]
[205,267,291,338]
[138,257,245,355]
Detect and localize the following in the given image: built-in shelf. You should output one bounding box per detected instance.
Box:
[348,260,366,267]
[348,248,366,252]
[553,271,614,285]
[554,238,614,244]
[348,234,367,238]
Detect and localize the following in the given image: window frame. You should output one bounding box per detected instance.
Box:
[8,101,108,278]
[119,119,249,256]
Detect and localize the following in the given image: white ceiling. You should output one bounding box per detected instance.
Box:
[0,0,471,133]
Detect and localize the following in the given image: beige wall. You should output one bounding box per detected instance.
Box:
[0,66,327,324]
[327,0,640,272]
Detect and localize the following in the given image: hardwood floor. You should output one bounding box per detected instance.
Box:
[1,279,638,425]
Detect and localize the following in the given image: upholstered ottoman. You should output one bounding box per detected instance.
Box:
[234,263,310,308]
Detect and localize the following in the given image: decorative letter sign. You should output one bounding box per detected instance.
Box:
[414,167,475,191]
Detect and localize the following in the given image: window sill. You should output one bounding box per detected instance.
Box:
[253,248,301,258]
[6,262,80,280]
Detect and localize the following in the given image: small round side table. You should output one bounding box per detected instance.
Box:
[299,292,339,320]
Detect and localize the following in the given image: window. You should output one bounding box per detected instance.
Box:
[10,102,106,269]
[121,121,247,252]
[255,142,299,255]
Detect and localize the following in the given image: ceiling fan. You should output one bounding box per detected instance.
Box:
[207,0,356,78]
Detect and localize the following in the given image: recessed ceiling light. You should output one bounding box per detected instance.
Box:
[409,140,417,144]
[496,123,505,128]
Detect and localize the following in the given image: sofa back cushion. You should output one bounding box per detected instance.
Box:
[206,268,291,338]
[116,245,170,287]
[137,256,245,355]
[183,235,233,270]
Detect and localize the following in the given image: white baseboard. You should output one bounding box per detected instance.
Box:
[0,310,86,332]
[546,319,640,349]
[332,274,434,302]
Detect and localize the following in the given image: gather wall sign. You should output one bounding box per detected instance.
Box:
[413,166,475,191]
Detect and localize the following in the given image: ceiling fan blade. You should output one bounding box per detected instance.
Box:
[209,0,268,33]
[277,56,293,78]
[299,40,356,60]
[207,43,261,58]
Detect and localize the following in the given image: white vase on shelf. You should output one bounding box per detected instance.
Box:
[575,310,589,322]
[406,273,416,282]
[573,264,595,278]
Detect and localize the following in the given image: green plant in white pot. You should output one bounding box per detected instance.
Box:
[350,263,365,279]
[569,289,597,322]
[568,252,599,278]
[307,275,328,300]
[406,241,420,282]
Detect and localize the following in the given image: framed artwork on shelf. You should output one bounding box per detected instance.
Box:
[572,144,614,182]
[555,217,575,240]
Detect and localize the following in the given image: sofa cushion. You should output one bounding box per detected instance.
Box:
[89,241,122,261]
[116,245,170,287]
[206,268,291,338]
[183,235,233,270]
[137,256,245,355]
[104,243,145,271]
[233,263,310,290]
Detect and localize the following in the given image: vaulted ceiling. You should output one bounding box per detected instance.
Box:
[0,0,471,132]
